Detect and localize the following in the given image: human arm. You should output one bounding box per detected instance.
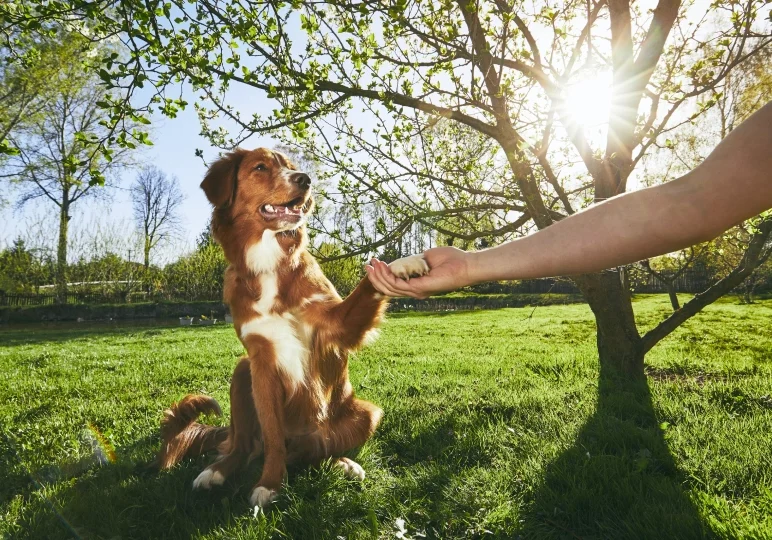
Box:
[366,101,772,298]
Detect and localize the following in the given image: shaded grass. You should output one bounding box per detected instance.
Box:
[0,295,771,538]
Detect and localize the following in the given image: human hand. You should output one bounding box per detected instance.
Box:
[365,247,474,299]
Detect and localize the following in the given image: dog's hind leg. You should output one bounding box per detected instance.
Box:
[288,397,382,480]
[193,358,261,490]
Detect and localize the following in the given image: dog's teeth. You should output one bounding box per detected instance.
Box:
[265,204,274,212]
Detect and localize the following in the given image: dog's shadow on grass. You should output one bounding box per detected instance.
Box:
[517,364,714,539]
[11,435,389,540]
[7,435,252,539]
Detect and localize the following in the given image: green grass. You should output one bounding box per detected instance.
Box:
[1,295,771,539]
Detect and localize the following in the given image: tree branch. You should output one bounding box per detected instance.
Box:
[641,219,772,353]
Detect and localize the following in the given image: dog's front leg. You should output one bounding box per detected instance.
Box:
[321,254,430,349]
[323,277,388,350]
[243,335,287,509]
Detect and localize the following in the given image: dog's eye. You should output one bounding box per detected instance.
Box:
[254,164,267,171]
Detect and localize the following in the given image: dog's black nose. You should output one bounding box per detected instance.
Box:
[292,172,312,188]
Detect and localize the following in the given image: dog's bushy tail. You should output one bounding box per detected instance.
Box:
[153,394,228,470]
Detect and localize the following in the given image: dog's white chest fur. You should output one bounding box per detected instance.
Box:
[240,313,309,386]
[240,231,310,386]
[245,230,284,274]
[254,273,279,314]
[240,263,310,386]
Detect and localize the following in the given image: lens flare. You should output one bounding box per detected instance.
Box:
[563,72,612,129]
[86,422,117,464]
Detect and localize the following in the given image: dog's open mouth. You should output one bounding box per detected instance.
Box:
[259,197,312,221]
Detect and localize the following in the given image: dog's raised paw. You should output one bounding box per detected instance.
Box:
[389,255,430,280]
[334,457,366,481]
[249,486,277,509]
[192,467,225,490]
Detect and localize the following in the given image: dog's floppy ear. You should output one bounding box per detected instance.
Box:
[200,149,247,208]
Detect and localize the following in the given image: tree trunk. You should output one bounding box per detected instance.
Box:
[144,236,151,269]
[742,279,754,304]
[574,270,644,375]
[56,198,70,304]
[666,283,680,310]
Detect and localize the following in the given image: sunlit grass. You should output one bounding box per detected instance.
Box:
[1,295,771,539]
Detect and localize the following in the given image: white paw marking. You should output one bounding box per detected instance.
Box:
[362,328,381,346]
[335,458,366,481]
[192,468,225,490]
[389,255,430,280]
[249,486,277,508]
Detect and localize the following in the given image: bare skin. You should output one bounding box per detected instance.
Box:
[366,101,772,299]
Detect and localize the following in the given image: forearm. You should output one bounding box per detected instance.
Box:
[471,180,698,280]
[469,101,772,283]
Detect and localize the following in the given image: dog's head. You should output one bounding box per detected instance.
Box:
[201,147,315,232]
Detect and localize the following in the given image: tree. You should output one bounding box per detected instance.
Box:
[0,238,52,293]
[0,30,62,157]
[708,223,772,304]
[8,1,771,374]
[2,32,135,302]
[0,30,70,210]
[638,247,704,311]
[161,241,228,301]
[635,38,772,308]
[130,166,184,269]
[316,242,363,296]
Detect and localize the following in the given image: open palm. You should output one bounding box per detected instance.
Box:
[366,247,472,299]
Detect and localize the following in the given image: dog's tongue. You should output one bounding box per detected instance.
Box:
[265,204,301,215]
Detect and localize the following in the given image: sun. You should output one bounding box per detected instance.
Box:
[562,71,612,131]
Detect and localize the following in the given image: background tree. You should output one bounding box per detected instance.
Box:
[0,31,60,157]
[2,31,136,302]
[0,238,53,294]
[316,242,364,296]
[708,223,772,304]
[161,241,228,302]
[130,165,184,269]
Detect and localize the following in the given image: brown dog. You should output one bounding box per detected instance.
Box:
[155,148,428,509]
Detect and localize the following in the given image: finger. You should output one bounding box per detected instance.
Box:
[368,259,432,299]
[365,264,392,293]
[373,261,427,298]
[389,276,430,299]
[365,265,403,297]
[369,261,421,298]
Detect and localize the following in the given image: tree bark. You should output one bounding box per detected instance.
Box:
[56,195,70,304]
[574,270,644,375]
[666,283,680,310]
[144,236,151,269]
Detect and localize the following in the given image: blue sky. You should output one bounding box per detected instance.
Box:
[0,89,279,261]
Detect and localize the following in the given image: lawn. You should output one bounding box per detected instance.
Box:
[1,295,771,539]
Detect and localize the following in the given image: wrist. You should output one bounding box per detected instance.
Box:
[467,238,532,283]
[464,250,487,285]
